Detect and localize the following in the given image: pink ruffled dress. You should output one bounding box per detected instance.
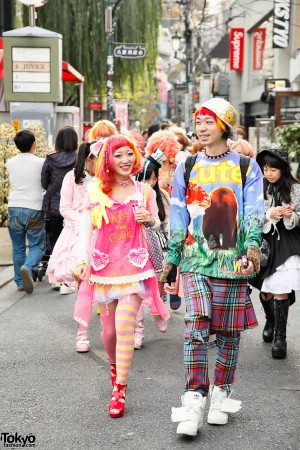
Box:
[74,181,169,325]
[47,170,95,286]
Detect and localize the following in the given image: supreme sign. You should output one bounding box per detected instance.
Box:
[253,28,266,70]
[230,28,245,71]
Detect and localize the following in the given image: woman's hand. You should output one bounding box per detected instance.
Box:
[269,206,284,220]
[73,264,89,282]
[133,206,155,226]
[282,205,293,218]
[164,281,176,293]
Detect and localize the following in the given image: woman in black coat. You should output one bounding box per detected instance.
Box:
[41,126,78,251]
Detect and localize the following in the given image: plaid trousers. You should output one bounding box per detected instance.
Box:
[183,274,245,395]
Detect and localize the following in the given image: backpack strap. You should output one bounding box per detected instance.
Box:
[184,154,198,192]
[239,154,250,188]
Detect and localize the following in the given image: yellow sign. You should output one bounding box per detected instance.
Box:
[12,120,20,132]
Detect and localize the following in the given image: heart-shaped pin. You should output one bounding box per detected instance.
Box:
[128,247,149,268]
[90,250,109,271]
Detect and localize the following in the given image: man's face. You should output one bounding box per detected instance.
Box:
[195,114,222,146]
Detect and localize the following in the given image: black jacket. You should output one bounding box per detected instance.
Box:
[41,151,77,217]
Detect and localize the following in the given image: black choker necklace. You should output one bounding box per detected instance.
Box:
[202,147,231,159]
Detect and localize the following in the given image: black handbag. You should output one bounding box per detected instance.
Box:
[260,238,271,268]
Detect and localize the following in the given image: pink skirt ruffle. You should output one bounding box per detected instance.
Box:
[47,223,78,287]
[74,274,169,326]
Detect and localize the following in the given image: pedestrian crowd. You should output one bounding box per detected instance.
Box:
[5,97,300,437]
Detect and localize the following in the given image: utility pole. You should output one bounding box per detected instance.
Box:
[105,0,122,122]
[183,0,194,131]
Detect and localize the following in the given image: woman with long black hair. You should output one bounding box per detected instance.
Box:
[252,148,300,359]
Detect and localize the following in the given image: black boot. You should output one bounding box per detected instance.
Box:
[259,293,275,343]
[272,299,289,359]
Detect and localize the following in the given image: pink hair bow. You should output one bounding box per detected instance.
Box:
[89,138,107,157]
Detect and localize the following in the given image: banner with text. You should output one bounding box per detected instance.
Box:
[253,28,266,70]
[230,28,245,71]
[114,100,129,130]
[272,0,291,48]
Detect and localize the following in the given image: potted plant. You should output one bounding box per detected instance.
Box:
[276,122,300,177]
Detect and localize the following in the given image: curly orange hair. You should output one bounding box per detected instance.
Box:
[145,130,181,161]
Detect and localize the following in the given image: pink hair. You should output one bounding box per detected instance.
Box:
[95,135,142,194]
[130,129,146,153]
[145,130,181,161]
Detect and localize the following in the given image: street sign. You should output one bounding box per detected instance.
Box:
[174,83,187,90]
[114,44,146,59]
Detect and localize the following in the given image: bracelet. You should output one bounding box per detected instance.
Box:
[76,261,89,268]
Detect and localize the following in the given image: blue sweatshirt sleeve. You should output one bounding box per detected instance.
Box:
[166,161,190,266]
[242,159,264,250]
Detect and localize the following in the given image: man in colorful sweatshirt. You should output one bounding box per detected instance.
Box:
[161,98,264,437]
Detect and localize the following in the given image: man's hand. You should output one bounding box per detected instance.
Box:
[241,259,254,276]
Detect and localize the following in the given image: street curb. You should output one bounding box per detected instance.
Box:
[0,266,14,289]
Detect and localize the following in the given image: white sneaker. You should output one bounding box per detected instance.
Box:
[171,391,207,437]
[60,284,76,295]
[207,386,242,425]
[51,282,61,290]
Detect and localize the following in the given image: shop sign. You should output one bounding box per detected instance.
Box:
[12,47,50,93]
[229,28,244,71]
[264,78,290,91]
[272,0,291,48]
[253,28,266,70]
[87,101,102,111]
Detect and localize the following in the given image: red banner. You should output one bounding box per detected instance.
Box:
[253,28,266,70]
[229,28,245,71]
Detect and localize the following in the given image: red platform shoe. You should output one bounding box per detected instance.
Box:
[109,384,126,418]
[110,364,116,387]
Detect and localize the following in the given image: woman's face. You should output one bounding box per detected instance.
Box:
[86,157,98,176]
[113,145,136,178]
[263,165,282,184]
[145,171,158,188]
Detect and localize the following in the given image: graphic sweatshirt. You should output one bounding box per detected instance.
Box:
[167,149,264,279]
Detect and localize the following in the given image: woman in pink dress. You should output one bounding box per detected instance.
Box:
[47,141,100,291]
[73,135,169,419]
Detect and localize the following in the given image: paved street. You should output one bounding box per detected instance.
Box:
[0,277,299,450]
